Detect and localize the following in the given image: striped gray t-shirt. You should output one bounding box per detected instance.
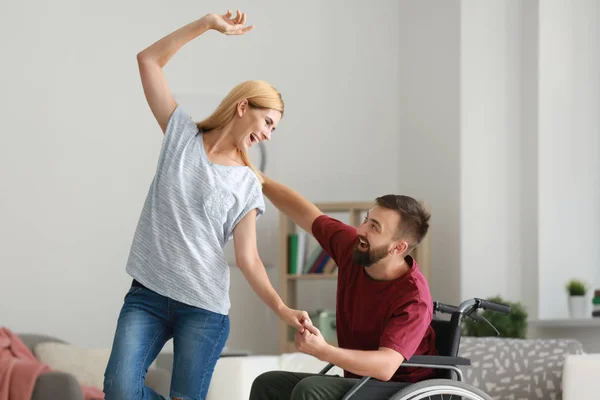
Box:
[125,106,265,315]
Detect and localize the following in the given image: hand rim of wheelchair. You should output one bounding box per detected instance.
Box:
[319,297,510,400]
[388,379,494,400]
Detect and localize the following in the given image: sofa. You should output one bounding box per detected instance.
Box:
[457,337,584,399]
[16,334,590,399]
[17,333,171,400]
[206,337,587,400]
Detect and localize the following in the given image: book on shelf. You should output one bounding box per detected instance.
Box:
[287,231,338,275]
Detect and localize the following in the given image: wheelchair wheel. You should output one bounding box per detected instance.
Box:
[389,379,493,400]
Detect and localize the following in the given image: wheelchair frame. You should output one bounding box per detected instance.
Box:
[317,297,510,400]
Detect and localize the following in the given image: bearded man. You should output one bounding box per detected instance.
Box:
[249,175,438,400]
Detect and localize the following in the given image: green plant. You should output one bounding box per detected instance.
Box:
[566,279,587,296]
[462,296,528,339]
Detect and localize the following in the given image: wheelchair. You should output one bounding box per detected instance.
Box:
[317,297,510,400]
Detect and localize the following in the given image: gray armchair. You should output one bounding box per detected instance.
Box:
[18,333,171,400]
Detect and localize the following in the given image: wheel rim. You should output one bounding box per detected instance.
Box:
[398,384,488,400]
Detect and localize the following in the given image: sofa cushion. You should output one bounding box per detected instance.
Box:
[18,334,66,355]
[458,337,584,400]
[208,356,280,400]
[34,342,114,390]
[279,352,344,376]
[562,354,600,399]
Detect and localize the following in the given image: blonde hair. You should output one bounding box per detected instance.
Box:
[196,80,284,184]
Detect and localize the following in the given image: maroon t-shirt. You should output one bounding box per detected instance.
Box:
[312,215,438,383]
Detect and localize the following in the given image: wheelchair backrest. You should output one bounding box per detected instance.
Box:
[431,314,462,357]
[431,314,464,380]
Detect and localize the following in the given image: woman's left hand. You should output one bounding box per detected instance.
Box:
[205,9,254,36]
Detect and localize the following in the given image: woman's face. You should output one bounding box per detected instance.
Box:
[234,100,281,151]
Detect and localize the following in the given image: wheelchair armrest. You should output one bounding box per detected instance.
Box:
[404,355,471,366]
[319,363,335,374]
[319,363,372,400]
[342,376,371,400]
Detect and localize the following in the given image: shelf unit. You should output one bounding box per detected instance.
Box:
[278,201,432,354]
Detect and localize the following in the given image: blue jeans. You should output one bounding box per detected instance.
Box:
[103,285,230,400]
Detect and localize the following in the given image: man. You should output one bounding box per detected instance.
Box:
[250,175,438,400]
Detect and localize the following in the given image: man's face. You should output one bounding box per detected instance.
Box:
[352,206,405,267]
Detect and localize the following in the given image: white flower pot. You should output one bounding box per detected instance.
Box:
[568,295,587,318]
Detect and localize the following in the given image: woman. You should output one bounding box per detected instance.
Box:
[103,10,310,400]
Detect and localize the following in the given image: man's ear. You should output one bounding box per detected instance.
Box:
[392,240,409,256]
[237,99,249,117]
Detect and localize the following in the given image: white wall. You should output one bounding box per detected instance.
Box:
[397,0,462,305]
[459,0,600,319]
[537,0,600,318]
[397,0,600,321]
[519,0,540,319]
[460,0,523,302]
[0,0,402,355]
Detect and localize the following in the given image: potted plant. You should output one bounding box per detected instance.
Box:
[566,279,588,318]
[462,296,528,338]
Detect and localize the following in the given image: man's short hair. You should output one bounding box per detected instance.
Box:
[375,195,430,250]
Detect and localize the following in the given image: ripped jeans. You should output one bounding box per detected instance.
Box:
[103,284,229,400]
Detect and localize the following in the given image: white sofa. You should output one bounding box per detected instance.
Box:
[562,354,600,400]
[16,334,598,400]
[207,352,342,400]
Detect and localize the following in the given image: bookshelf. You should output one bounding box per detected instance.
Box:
[278,201,432,354]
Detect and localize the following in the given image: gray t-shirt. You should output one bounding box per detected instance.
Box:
[125,106,265,315]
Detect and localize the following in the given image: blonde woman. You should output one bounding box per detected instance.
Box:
[103,10,310,400]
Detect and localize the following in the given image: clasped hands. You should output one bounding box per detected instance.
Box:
[279,306,328,359]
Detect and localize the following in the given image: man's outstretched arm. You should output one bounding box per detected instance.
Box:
[261,175,324,234]
[296,324,404,382]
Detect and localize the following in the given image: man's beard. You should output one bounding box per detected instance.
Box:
[352,237,390,267]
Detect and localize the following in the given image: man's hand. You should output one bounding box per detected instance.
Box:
[279,306,312,333]
[294,322,405,381]
[294,322,330,359]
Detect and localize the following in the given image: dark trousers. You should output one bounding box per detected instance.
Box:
[250,370,409,400]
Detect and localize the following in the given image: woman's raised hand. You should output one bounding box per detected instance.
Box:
[206,9,254,36]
